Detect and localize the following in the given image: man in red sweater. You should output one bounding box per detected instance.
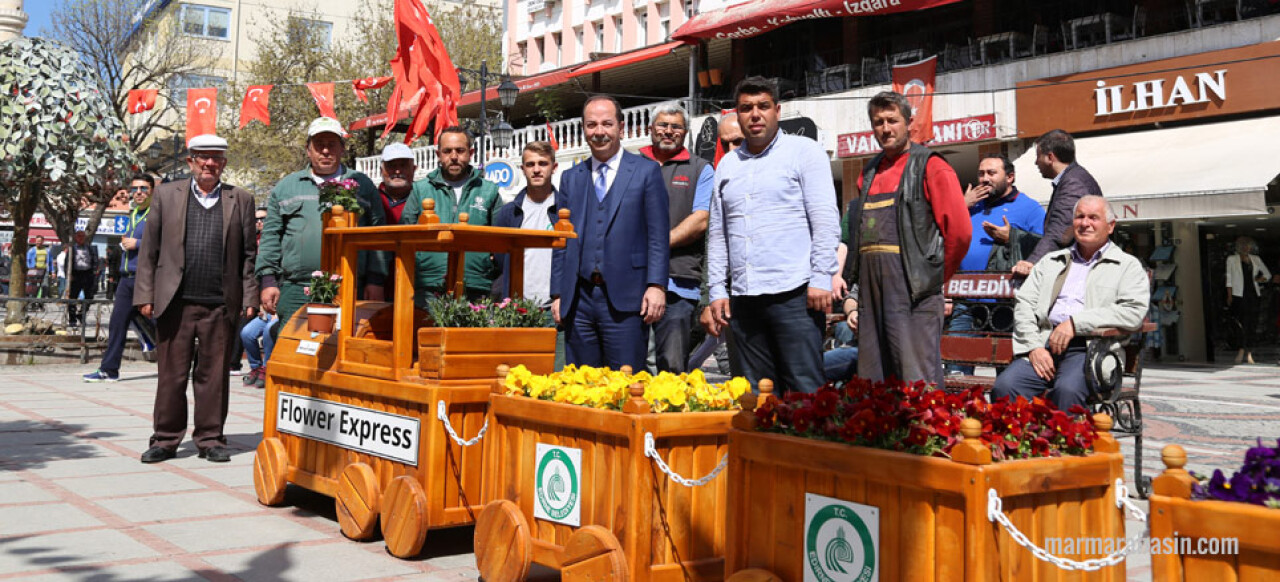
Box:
[841,91,970,385]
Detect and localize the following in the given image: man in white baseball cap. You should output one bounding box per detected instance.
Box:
[379,143,417,225]
[256,117,388,337]
[134,133,259,464]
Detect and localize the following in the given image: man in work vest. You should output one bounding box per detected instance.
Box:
[640,103,713,373]
[843,91,971,386]
[400,126,503,304]
[26,235,50,297]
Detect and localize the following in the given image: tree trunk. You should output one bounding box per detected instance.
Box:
[4,181,38,325]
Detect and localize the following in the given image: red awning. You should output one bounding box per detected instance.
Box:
[458,67,577,107]
[673,0,960,41]
[349,104,415,132]
[567,41,693,78]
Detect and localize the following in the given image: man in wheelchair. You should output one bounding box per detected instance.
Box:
[991,196,1149,411]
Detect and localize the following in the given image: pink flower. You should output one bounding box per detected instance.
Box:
[469,304,483,311]
[311,270,323,277]
[499,298,511,308]
[303,287,311,296]
[329,274,340,282]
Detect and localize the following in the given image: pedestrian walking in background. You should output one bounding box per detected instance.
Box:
[1226,235,1271,364]
[85,174,155,383]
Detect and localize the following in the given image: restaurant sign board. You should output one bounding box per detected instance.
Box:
[837,113,995,158]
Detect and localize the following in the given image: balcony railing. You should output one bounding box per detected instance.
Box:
[356,99,685,182]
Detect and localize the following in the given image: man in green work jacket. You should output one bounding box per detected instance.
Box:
[257,117,389,333]
[400,126,502,305]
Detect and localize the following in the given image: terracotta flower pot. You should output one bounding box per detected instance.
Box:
[305,303,340,334]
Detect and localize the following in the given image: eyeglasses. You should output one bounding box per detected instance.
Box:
[721,138,745,148]
[191,153,226,162]
[654,122,686,131]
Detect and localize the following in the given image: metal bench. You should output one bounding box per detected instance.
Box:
[940,271,1156,497]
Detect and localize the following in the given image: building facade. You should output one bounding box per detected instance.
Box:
[0,0,26,42]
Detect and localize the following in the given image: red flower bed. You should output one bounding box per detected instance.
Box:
[754,378,1097,461]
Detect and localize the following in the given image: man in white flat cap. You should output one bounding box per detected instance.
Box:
[256,117,388,334]
[134,134,259,464]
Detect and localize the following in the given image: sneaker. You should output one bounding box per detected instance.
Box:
[255,368,267,389]
[242,368,260,386]
[229,367,247,377]
[83,370,119,383]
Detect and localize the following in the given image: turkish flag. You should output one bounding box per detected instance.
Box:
[713,108,734,167]
[184,87,217,145]
[126,89,157,115]
[892,55,936,143]
[239,84,272,129]
[352,76,392,103]
[384,0,461,144]
[307,82,338,119]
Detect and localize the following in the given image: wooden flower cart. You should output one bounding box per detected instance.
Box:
[474,367,741,582]
[1149,444,1280,581]
[253,202,572,557]
[723,390,1130,582]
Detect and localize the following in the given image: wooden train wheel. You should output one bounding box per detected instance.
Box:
[252,437,289,506]
[381,476,429,558]
[335,462,381,540]
[726,569,782,582]
[474,500,532,582]
[561,525,627,582]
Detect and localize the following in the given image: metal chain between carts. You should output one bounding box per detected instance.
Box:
[642,432,728,487]
[987,478,1149,572]
[436,400,488,447]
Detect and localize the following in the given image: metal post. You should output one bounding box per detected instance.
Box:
[478,60,488,169]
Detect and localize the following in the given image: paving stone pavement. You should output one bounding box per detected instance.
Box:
[2,361,1276,581]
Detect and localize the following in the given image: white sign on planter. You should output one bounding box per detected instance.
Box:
[533,443,582,526]
[804,493,879,582]
[276,393,420,465]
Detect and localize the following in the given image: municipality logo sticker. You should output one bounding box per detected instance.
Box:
[534,443,581,526]
[804,493,878,582]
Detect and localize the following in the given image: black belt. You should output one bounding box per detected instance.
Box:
[582,273,605,286]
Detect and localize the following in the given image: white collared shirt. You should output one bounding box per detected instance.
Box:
[589,149,623,195]
[190,179,223,210]
[310,165,347,186]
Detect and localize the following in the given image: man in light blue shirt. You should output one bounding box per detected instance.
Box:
[707,77,840,393]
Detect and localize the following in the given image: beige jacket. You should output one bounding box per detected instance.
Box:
[1012,242,1149,358]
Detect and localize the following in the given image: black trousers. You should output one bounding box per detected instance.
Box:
[728,285,825,394]
[68,270,96,324]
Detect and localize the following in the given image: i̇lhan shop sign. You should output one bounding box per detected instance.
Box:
[836,113,995,158]
[1016,41,1280,137]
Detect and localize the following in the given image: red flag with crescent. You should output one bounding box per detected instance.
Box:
[185,87,217,145]
[384,0,461,144]
[352,76,392,103]
[239,84,272,128]
[126,89,157,115]
[891,55,936,143]
[307,82,338,119]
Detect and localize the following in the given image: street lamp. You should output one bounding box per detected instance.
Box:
[455,60,521,168]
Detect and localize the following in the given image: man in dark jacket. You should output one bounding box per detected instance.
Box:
[1013,129,1103,277]
[85,174,155,383]
[66,229,100,327]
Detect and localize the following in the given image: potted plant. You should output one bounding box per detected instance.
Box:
[1150,440,1279,581]
[417,296,556,379]
[318,178,361,218]
[475,365,752,582]
[721,379,1129,581]
[304,270,341,333]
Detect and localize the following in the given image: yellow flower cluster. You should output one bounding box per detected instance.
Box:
[504,365,751,413]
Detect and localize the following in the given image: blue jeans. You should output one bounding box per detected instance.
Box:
[729,286,825,394]
[653,294,697,373]
[991,346,1092,411]
[823,347,859,383]
[945,303,976,375]
[240,314,278,370]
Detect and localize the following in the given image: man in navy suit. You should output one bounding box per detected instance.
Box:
[551,95,670,369]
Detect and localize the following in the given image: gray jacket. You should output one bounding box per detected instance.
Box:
[1012,242,1149,358]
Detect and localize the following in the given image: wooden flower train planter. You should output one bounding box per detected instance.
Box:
[723,398,1128,582]
[253,203,572,558]
[1149,444,1280,581]
[474,368,739,582]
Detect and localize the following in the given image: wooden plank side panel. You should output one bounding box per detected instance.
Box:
[900,487,937,582]
[864,479,901,582]
[1239,547,1280,582]
[935,493,966,582]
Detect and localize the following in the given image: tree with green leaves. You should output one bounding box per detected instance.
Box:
[225,0,501,192]
[0,37,139,322]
